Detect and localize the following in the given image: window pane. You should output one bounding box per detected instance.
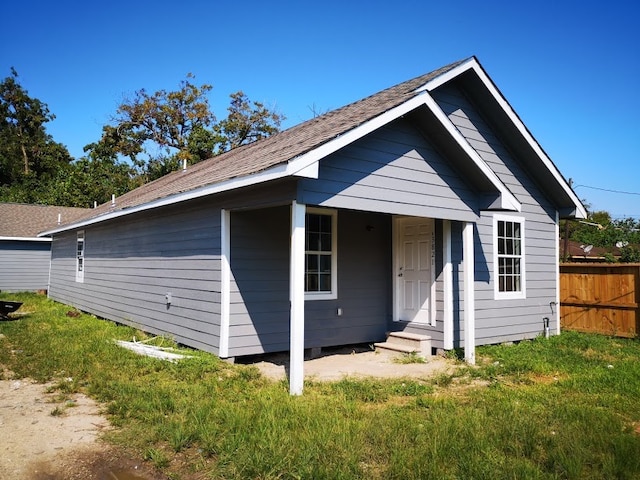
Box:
[319,232,332,251]
[496,219,523,294]
[505,276,513,292]
[307,254,318,272]
[513,223,521,238]
[305,212,335,294]
[306,232,318,251]
[320,214,331,232]
[320,254,331,273]
[319,274,331,291]
[306,273,318,292]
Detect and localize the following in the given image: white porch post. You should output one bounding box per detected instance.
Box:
[219,209,231,358]
[289,201,306,395]
[443,220,454,351]
[462,221,476,364]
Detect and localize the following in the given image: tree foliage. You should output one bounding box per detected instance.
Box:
[0,68,73,202]
[1,70,284,206]
[563,207,640,263]
[85,75,284,182]
[213,91,283,153]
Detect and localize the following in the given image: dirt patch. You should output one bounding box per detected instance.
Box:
[0,347,460,479]
[0,377,164,480]
[242,344,459,381]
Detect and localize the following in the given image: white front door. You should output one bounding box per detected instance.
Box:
[395,217,435,324]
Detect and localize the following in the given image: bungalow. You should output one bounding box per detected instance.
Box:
[0,203,88,292]
[41,57,586,394]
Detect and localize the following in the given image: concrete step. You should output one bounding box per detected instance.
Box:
[374,332,432,358]
[373,341,419,355]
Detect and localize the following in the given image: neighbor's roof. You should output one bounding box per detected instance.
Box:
[0,203,89,240]
[48,58,469,227]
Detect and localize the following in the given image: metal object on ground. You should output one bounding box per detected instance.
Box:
[0,301,23,320]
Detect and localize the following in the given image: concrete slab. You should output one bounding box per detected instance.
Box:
[241,344,457,382]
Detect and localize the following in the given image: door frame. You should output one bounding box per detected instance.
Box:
[392,216,436,326]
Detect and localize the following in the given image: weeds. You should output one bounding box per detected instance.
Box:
[393,351,426,364]
[144,448,169,469]
[2,293,640,479]
[50,406,64,417]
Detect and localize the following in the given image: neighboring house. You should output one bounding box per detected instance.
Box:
[41,57,586,394]
[0,203,88,292]
[561,238,638,262]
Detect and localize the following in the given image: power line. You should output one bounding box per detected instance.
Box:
[574,184,640,196]
[612,214,640,220]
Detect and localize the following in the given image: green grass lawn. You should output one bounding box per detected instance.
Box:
[1,292,639,479]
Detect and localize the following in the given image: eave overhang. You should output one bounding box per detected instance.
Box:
[42,61,531,237]
[419,57,587,219]
[287,93,520,213]
[1,236,51,242]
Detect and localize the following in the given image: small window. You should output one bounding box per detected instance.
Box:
[305,209,337,300]
[76,231,85,283]
[493,215,525,299]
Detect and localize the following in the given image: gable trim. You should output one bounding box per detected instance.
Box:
[421,57,586,219]
[421,93,521,212]
[288,93,520,213]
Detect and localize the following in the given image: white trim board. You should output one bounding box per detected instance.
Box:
[42,75,522,237]
[219,209,231,358]
[420,57,586,219]
[40,162,297,237]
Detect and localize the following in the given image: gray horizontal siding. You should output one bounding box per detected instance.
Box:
[0,240,51,292]
[433,84,559,345]
[49,198,223,355]
[306,210,392,347]
[228,207,392,356]
[228,206,290,355]
[299,118,479,222]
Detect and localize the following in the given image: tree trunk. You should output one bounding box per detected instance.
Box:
[21,142,29,174]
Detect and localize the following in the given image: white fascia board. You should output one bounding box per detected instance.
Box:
[287,93,519,212]
[1,236,51,242]
[416,57,478,93]
[421,58,586,219]
[39,162,294,237]
[421,93,521,212]
[285,95,430,176]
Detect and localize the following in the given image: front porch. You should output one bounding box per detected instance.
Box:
[220,203,478,395]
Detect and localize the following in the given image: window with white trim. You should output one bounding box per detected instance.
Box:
[305,209,337,300]
[76,230,85,283]
[493,215,525,299]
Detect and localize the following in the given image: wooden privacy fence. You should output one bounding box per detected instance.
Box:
[560,263,640,337]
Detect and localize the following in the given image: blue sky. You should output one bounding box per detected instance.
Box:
[2,0,638,218]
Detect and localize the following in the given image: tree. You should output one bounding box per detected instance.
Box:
[85,76,285,182]
[213,91,284,153]
[42,157,139,208]
[0,68,73,197]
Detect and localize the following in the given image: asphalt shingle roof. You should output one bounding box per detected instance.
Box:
[0,203,89,238]
[76,58,468,224]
